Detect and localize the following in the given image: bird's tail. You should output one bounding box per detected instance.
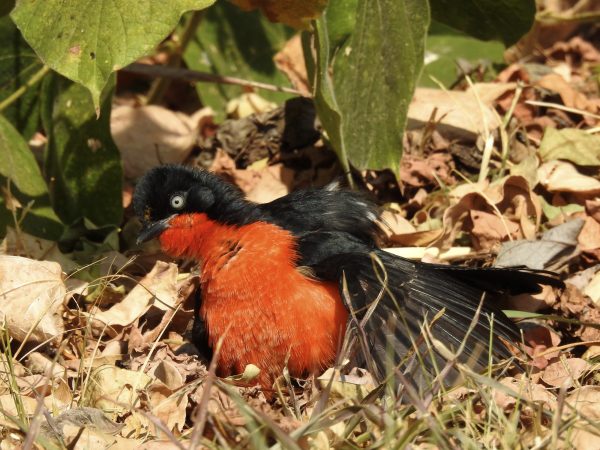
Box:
[329,251,563,396]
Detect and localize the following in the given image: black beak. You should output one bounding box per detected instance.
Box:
[136,217,172,245]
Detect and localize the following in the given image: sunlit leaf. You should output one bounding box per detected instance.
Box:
[11,0,216,109]
[332,0,430,171]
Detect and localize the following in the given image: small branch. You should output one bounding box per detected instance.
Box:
[124,62,304,96]
[146,10,204,105]
[0,65,51,112]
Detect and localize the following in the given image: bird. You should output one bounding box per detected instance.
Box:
[133,164,563,395]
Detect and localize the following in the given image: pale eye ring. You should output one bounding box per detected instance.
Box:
[170,193,186,210]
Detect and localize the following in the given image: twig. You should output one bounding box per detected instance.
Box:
[146,11,204,105]
[0,65,51,112]
[124,62,303,95]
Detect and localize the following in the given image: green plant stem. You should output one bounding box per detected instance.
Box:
[146,10,204,105]
[0,65,50,112]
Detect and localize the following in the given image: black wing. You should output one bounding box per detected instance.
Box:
[258,188,379,243]
[297,230,563,394]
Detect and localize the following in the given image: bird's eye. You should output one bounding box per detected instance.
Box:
[170,194,186,210]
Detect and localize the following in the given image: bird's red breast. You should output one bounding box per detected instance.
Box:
[159,213,348,388]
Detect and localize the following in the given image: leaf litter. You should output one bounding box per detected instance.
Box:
[2,4,600,449]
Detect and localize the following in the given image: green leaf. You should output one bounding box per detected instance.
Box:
[11,0,216,109]
[183,1,294,120]
[326,0,357,51]
[0,114,63,239]
[332,0,430,171]
[41,75,122,227]
[429,0,536,46]
[539,127,600,166]
[309,13,346,171]
[0,16,45,139]
[421,21,505,88]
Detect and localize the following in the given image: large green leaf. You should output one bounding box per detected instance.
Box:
[183,1,294,120]
[429,0,535,46]
[0,16,45,139]
[331,0,430,171]
[41,75,122,228]
[421,21,505,88]
[11,0,216,109]
[0,114,62,239]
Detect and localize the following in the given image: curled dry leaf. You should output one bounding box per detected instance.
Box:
[541,358,590,388]
[91,261,178,330]
[111,105,204,179]
[0,255,65,345]
[538,160,600,195]
[441,176,540,250]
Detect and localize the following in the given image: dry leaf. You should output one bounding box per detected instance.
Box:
[541,358,589,388]
[226,93,277,119]
[61,424,140,450]
[578,216,600,260]
[0,256,65,345]
[442,176,540,250]
[538,160,600,194]
[539,128,600,166]
[150,360,184,390]
[317,367,376,400]
[111,105,201,179]
[147,381,188,434]
[407,87,502,141]
[87,365,153,419]
[230,0,327,28]
[91,261,178,329]
[274,34,310,95]
[565,386,600,450]
[1,227,78,272]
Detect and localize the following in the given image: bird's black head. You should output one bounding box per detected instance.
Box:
[133,165,259,244]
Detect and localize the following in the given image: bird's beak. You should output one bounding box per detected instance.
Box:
[136,217,172,245]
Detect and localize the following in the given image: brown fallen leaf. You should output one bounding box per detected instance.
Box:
[87,365,153,419]
[541,358,589,388]
[111,105,206,179]
[0,256,65,345]
[493,376,556,411]
[578,216,600,261]
[147,381,188,434]
[538,160,600,195]
[564,385,600,450]
[90,261,178,330]
[407,88,502,141]
[274,34,310,95]
[441,176,540,250]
